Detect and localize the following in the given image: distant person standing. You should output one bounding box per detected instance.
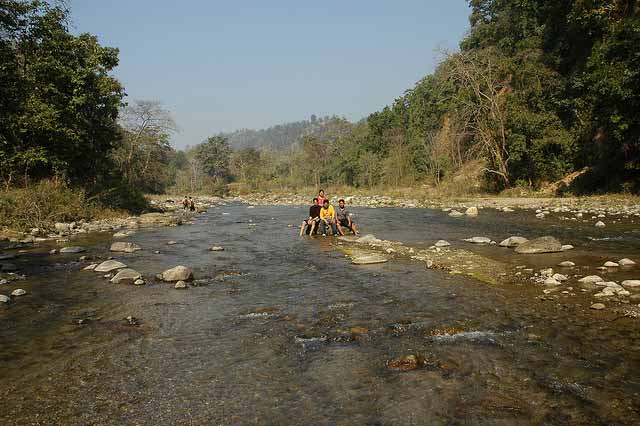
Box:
[189,197,196,212]
[182,196,189,210]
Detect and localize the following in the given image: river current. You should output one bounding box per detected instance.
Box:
[1,203,639,425]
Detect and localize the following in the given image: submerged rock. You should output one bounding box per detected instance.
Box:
[94,260,127,273]
[356,234,382,245]
[162,265,194,282]
[110,242,142,253]
[387,354,425,372]
[110,268,141,284]
[514,236,562,254]
[11,288,26,296]
[590,303,606,310]
[448,210,464,217]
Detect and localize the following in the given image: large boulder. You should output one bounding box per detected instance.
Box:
[161,265,193,282]
[94,260,127,273]
[110,268,141,284]
[514,236,562,254]
[499,236,528,248]
[110,242,142,253]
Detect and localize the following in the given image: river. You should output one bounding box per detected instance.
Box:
[1,203,639,425]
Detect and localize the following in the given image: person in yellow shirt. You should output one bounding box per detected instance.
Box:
[319,199,338,236]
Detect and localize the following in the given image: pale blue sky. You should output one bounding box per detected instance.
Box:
[71,1,472,148]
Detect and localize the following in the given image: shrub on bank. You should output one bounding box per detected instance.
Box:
[0,180,149,232]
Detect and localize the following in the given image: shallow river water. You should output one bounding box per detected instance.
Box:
[1,203,640,425]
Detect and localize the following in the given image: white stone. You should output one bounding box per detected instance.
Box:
[209,246,225,251]
[465,207,479,217]
[11,289,26,296]
[619,258,636,266]
[553,274,568,282]
[579,275,604,284]
[110,268,141,284]
[94,260,127,273]
[595,221,606,228]
[0,294,10,303]
[174,280,188,289]
[558,261,575,267]
[162,265,194,281]
[434,240,451,247]
[604,261,619,267]
[561,245,575,251]
[621,280,640,288]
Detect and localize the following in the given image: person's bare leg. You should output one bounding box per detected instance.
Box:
[299,221,307,237]
[351,222,358,235]
[310,221,317,236]
[336,223,344,236]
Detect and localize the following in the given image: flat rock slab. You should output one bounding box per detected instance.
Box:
[465,237,492,244]
[60,246,86,254]
[515,236,562,254]
[110,242,142,253]
[94,260,127,273]
[352,254,388,265]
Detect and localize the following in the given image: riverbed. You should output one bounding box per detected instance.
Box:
[1,203,639,425]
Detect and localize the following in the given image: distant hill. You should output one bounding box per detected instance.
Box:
[217,115,352,151]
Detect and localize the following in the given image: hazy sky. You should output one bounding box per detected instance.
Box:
[71,1,472,148]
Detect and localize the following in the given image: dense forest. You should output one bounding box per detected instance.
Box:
[1,0,639,224]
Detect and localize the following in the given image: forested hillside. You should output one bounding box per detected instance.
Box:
[2,0,639,218]
[218,115,351,151]
[214,0,640,193]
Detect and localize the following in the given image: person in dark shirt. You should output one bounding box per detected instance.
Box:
[299,197,321,236]
[336,199,358,235]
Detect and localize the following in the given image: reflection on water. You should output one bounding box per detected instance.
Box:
[1,203,639,425]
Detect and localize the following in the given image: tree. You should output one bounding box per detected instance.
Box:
[196,136,231,182]
[0,0,124,188]
[114,100,177,193]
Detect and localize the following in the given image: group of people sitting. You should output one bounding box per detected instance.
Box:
[299,189,359,237]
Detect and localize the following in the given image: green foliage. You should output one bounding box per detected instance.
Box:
[0,0,124,187]
[196,136,232,182]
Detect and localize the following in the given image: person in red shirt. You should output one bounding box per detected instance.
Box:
[316,189,326,207]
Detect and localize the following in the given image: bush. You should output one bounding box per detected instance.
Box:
[0,180,94,231]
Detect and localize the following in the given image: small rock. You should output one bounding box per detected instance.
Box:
[174,280,188,289]
[0,294,10,303]
[595,221,606,228]
[579,275,604,284]
[434,240,450,248]
[110,242,142,253]
[166,240,177,245]
[448,210,464,218]
[49,249,58,255]
[110,268,142,284]
[465,237,492,244]
[621,280,640,288]
[11,288,26,296]
[162,265,194,282]
[544,277,561,285]
[552,274,568,282]
[499,236,528,247]
[209,246,225,251]
[133,279,145,286]
[465,207,479,217]
[59,246,85,254]
[619,258,636,266]
[558,261,575,267]
[590,303,606,310]
[94,260,127,273]
[604,261,619,267]
[561,245,575,251]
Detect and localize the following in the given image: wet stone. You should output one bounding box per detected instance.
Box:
[387,354,426,372]
[11,288,26,296]
[59,246,85,254]
[110,242,142,253]
[591,303,606,310]
[0,294,11,303]
[174,280,187,289]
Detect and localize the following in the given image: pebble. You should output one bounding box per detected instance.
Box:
[11,289,26,296]
[604,261,619,267]
[619,258,636,266]
[209,246,225,251]
[134,279,145,286]
[595,221,606,228]
[558,261,575,267]
[59,246,85,254]
[174,280,187,289]
[434,240,451,247]
[590,303,606,310]
[0,294,10,303]
[166,240,177,245]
